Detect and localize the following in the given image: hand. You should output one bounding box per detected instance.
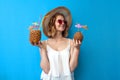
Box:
[33,41,45,49]
[73,39,81,48]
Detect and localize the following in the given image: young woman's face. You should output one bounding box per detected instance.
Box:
[55,15,66,32]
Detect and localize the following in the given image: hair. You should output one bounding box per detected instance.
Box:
[47,13,69,38]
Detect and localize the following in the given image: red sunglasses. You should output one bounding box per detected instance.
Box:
[57,19,67,24]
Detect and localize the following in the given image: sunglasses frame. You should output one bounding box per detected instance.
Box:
[57,19,67,24]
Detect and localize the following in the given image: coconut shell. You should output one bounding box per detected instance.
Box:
[29,30,41,45]
[74,32,83,42]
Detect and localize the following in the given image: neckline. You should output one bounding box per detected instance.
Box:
[47,44,70,52]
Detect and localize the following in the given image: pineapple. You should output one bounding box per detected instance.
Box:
[29,22,41,45]
[29,29,41,45]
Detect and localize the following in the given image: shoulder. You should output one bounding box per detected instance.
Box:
[41,38,52,45]
[65,38,73,46]
[69,39,74,47]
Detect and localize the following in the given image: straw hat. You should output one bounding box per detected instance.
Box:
[42,6,72,37]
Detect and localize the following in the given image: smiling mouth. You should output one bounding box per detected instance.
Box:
[60,24,65,27]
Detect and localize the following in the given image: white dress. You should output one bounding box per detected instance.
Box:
[40,39,74,80]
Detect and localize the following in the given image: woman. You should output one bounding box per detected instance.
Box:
[35,6,81,80]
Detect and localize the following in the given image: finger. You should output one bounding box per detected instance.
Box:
[79,40,81,44]
[76,40,78,45]
[38,41,43,47]
[38,41,41,44]
[34,43,36,45]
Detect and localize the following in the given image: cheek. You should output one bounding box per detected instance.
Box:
[55,22,59,27]
[55,22,58,28]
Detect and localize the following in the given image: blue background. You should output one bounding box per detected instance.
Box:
[0,0,120,80]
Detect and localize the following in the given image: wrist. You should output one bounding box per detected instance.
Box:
[73,46,80,49]
[73,46,80,53]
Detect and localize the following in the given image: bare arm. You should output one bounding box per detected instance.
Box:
[40,47,50,74]
[69,39,81,72]
[35,41,50,74]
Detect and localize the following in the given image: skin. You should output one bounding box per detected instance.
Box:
[34,15,81,74]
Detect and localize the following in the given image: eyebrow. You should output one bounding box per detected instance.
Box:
[57,19,64,20]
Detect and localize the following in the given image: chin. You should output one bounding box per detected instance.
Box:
[57,27,65,32]
[60,28,65,32]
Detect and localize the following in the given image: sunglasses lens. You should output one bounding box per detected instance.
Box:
[58,20,62,24]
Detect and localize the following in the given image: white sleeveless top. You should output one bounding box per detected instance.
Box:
[40,39,74,80]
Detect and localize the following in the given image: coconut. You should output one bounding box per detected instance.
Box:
[74,32,83,42]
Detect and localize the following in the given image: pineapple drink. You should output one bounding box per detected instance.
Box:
[29,22,41,45]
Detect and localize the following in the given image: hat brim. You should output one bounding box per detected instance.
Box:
[42,6,72,37]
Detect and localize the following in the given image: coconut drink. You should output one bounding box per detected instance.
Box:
[74,23,88,42]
